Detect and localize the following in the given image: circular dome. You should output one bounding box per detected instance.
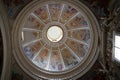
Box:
[12,0,100,79]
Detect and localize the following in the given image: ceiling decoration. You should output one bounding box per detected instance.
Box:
[12,0,100,79]
[22,2,91,72]
[3,0,32,17]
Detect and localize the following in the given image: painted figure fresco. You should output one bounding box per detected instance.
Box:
[24,41,43,60]
[72,30,90,44]
[34,6,50,23]
[49,4,61,21]
[66,39,86,58]
[33,48,49,68]
[49,50,63,71]
[66,39,79,55]
[83,30,91,45]
[66,14,88,30]
[25,15,44,30]
[24,46,33,60]
[60,5,78,23]
[61,48,78,67]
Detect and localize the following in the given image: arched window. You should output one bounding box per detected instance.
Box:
[113,31,120,62]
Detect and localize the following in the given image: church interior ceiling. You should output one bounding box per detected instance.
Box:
[1,0,120,80]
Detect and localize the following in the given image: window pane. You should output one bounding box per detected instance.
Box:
[115,35,120,48]
[115,47,120,61]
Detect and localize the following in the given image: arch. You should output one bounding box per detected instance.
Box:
[0,1,12,80]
